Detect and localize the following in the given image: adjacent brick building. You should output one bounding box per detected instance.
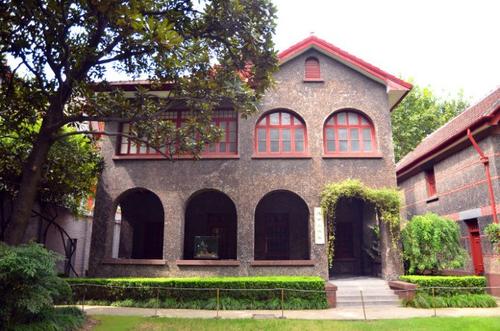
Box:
[397,88,500,291]
[88,36,412,280]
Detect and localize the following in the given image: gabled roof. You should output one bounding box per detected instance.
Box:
[278,36,412,110]
[396,87,500,177]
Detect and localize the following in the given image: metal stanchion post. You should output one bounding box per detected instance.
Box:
[360,290,367,321]
[432,288,436,317]
[280,289,285,319]
[215,288,220,319]
[154,288,160,317]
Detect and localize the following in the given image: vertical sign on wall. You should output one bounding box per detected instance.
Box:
[314,207,325,244]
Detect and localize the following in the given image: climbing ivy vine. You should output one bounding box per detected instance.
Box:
[320,179,402,267]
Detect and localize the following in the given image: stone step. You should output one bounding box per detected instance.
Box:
[337,294,399,301]
[337,300,401,307]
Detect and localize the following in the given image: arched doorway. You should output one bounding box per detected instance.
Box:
[183,190,237,260]
[113,188,164,259]
[329,198,379,277]
[254,190,309,260]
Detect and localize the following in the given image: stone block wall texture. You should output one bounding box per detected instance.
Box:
[89,49,400,279]
[398,127,500,287]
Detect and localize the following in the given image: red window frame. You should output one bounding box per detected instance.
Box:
[305,57,321,80]
[425,168,437,197]
[118,109,238,156]
[254,111,308,156]
[323,110,377,155]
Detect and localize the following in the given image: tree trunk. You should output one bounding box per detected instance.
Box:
[5,130,53,245]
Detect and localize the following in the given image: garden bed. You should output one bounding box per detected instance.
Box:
[64,276,328,310]
[400,275,496,308]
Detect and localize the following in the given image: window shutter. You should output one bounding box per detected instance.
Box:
[305,58,320,79]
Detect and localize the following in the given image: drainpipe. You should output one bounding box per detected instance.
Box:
[466,128,498,224]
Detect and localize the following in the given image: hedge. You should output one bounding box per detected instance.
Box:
[63,276,328,310]
[400,275,487,296]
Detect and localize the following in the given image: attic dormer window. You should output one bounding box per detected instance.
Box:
[304,57,321,80]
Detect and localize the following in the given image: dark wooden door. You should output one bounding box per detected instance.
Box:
[264,213,289,260]
[466,220,484,275]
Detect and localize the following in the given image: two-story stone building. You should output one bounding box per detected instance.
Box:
[88,36,412,280]
[397,88,499,292]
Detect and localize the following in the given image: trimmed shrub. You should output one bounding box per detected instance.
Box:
[65,276,328,309]
[400,275,486,296]
[0,243,72,329]
[403,293,497,308]
[402,213,467,274]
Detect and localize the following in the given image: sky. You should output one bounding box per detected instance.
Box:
[272,0,499,103]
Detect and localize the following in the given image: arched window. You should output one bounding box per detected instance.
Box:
[324,110,376,154]
[254,190,309,260]
[255,111,307,155]
[305,57,320,80]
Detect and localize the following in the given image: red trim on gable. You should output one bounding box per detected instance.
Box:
[278,36,412,90]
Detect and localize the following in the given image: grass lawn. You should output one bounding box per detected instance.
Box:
[91,316,500,331]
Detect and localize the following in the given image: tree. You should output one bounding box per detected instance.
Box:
[0,0,278,244]
[402,213,467,275]
[391,83,469,162]
[0,116,103,241]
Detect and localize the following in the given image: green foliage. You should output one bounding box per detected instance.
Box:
[402,213,467,274]
[392,82,469,162]
[0,121,103,214]
[403,293,496,308]
[320,179,402,266]
[484,223,500,253]
[65,276,327,310]
[0,243,73,329]
[400,275,486,296]
[8,307,84,331]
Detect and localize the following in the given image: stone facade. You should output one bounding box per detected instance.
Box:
[89,38,408,280]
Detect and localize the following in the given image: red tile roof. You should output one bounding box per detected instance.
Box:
[396,87,500,175]
[278,35,412,91]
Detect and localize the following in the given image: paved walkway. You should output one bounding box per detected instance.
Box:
[79,305,500,320]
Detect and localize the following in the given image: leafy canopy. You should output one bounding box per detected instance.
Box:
[402,213,467,275]
[391,83,469,162]
[0,0,278,243]
[0,120,103,212]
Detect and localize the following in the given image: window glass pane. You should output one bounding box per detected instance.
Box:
[228,121,236,131]
[219,142,226,152]
[292,115,302,126]
[130,142,138,154]
[270,141,279,152]
[270,113,279,125]
[339,141,348,151]
[229,142,237,152]
[120,141,129,154]
[350,128,359,140]
[348,112,359,125]
[351,140,360,151]
[270,128,279,140]
[281,112,290,125]
[209,144,216,152]
[219,122,227,141]
[282,128,291,140]
[363,140,372,151]
[139,144,148,154]
[258,141,266,152]
[362,128,372,140]
[295,128,304,141]
[337,112,346,124]
[229,129,237,142]
[295,141,304,152]
[327,141,335,152]
[257,117,266,126]
[282,141,291,152]
[338,128,347,140]
[258,128,266,140]
[360,116,368,125]
[326,128,335,140]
